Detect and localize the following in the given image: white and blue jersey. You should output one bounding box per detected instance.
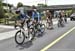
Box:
[17,13,28,21]
[32,12,41,22]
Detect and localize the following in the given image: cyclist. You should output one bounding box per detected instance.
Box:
[15,10,30,29]
[57,12,64,27]
[32,9,41,24]
[46,10,53,29]
[32,9,41,22]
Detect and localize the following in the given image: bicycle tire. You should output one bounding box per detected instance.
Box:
[15,30,25,45]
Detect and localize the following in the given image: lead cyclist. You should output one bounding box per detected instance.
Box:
[14,10,30,30]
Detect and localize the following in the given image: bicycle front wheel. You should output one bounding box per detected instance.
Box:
[15,30,25,45]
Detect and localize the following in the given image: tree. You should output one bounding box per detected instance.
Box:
[0,0,4,18]
[17,2,23,8]
[2,3,13,8]
[2,3,13,13]
[37,3,47,8]
[32,5,36,9]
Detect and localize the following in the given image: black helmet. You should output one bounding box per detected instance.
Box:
[15,10,20,14]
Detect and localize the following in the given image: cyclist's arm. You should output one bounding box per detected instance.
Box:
[37,12,40,22]
[32,12,34,20]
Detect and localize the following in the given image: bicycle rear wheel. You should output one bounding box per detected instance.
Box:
[28,29,35,41]
[41,24,45,33]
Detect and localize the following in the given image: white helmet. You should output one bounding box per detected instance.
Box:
[33,9,37,12]
[47,10,49,12]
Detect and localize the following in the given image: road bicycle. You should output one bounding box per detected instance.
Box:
[57,18,65,27]
[15,19,35,45]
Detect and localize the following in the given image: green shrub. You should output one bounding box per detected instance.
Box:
[0,0,4,19]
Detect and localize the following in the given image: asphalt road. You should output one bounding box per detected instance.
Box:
[0,21,75,51]
[47,27,75,51]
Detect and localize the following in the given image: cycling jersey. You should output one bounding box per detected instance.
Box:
[46,12,52,19]
[17,13,29,21]
[32,12,41,22]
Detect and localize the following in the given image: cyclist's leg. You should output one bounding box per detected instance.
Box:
[50,19,53,29]
[49,18,51,26]
[15,18,21,28]
[26,19,30,34]
[34,17,38,29]
[46,18,49,27]
[60,18,64,27]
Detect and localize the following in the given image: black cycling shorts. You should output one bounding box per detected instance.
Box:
[34,17,38,22]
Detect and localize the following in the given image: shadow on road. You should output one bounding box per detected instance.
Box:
[16,41,33,50]
[36,32,46,38]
